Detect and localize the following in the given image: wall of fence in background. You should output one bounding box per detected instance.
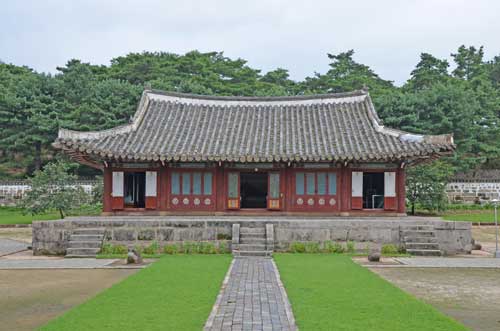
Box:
[0,179,101,206]
[446,180,500,204]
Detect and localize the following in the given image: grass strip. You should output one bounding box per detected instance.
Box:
[274,254,467,331]
[41,255,232,331]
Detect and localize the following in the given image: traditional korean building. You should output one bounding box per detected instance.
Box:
[53,88,454,216]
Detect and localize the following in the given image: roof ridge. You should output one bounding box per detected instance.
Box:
[145,89,368,102]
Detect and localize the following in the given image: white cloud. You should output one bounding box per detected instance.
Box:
[1,0,499,85]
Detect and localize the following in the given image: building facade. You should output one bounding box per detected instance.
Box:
[54,89,454,216]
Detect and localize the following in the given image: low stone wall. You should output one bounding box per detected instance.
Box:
[32,216,473,256]
[446,181,500,203]
[0,179,99,206]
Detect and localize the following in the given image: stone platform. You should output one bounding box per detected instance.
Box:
[32,216,473,256]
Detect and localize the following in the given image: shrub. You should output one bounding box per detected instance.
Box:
[143,241,160,255]
[202,242,217,254]
[381,244,399,255]
[217,233,232,240]
[305,242,320,253]
[346,241,356,253]
[217,241,229,254]
[325,241,345,254]
[182,242,196,254]
[112,244,128,255]
[100,242,113,254]
[133,244,144,255]
[163,244,179,255]
[290,242,306,253]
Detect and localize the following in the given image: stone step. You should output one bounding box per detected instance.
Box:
[405,242,440,250]
[402,230,436,237]
[68,241,102,249]
[401,225,434,231]
[237,250,273,257]
[406,249,442,256]
[404,236,438,243]
[240,238,267,244]
[72,228,105,235]
[66,247,100,256]
[240,227,266,235]
[70,234,104,241]
[65,255,98,259]
[240,233,266,240]
[238,244,267,251]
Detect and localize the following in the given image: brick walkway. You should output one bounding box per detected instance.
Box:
[204,257,297,331]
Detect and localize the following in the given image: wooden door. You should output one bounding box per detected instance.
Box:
[145,171,157,209]
[384,171,396,210]
[227,172,240,209]
[267,172,281,210]
[351,171,363,210]
[111,171,124,210]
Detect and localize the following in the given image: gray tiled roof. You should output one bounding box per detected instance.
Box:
[54,89,454,163]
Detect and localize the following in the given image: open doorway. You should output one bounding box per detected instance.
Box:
[124,172,145,208]
[240,173,267,208]
[363,172,384,209]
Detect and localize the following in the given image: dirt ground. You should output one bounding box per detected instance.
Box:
[0,227,32,243]
[372,267,500,331]
[0,269,137,331]
[472,226,499,253]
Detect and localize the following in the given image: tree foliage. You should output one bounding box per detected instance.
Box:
[0,46,499,179]
[406,161,454,215]
[19,161,89,218]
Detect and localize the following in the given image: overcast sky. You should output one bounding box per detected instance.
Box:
[1,0,499,85]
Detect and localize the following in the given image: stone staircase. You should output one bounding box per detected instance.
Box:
[233,225,273,257]
[402,224,441,256]
[65,228,105,258]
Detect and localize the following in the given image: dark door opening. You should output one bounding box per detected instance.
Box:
[124,172,145,208]
[240,173,268,208]
[363,172,384,209]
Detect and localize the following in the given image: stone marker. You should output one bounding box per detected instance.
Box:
[127,248,143,264]
[368,252,381,262]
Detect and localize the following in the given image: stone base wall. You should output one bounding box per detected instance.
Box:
[32,216,473,256]
[447,181,500,203]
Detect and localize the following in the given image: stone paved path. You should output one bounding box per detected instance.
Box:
[204,257,297,331]
[0,258,117,269]
[395,257,500,268]
[0,238,27,256]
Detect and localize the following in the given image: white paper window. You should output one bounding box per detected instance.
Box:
[145,171,157,197]
[352,171,363,197]
[112,171,124,197]
[384,172,396,197]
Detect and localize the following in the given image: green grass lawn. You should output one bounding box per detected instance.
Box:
[41,255,232,331]
[0,206,60,225]
[274,254,467,331]
[442,211,495,223]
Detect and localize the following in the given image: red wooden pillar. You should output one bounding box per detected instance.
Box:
[396,167,406,214]
[103,167,112,213]
[159,167,168,211]
[216,165,225,211]
[340,166,351,214]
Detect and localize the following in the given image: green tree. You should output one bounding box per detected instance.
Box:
[20,161,89,219]
[302,50,394,97]
[0,64,59,172]
[406,161,454,215]
[405,53,450,90]
[451,45,485,80]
